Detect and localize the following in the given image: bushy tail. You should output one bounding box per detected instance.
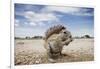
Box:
[44,25,66,41]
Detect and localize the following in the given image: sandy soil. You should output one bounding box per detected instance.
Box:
[15,39,94,65]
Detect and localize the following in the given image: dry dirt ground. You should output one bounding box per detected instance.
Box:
[15,39,94,65]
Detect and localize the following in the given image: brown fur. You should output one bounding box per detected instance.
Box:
[44,25,73,63]
[45,25,66,41]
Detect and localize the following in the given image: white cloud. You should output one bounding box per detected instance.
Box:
[42,6,79,13]
[72,12,93,16]
[15,23,19,27]
[22,11,59,26]
[15,19,20,27]
[24,11,35,19]
[42,6,93,16]
[29,22,37,26]
[16,10,59,26]
[24,11,58,21]
[24,22,28,25]
[38,22,45,26]
[15,6,93,28]
[15,19,19,23]
[35,13,58,21]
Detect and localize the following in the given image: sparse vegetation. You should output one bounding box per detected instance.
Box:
[15,36,43,40]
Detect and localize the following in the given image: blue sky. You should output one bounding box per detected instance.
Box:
[15,3,94,37]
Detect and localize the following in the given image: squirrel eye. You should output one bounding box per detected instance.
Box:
[64,32,67,34]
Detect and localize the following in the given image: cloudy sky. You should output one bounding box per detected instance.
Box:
[15,3,94,37]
